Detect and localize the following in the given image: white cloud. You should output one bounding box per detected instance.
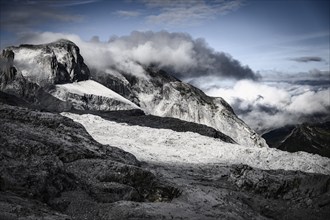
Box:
[206,80,330,133]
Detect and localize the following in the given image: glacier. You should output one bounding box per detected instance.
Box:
[62,112,330,175]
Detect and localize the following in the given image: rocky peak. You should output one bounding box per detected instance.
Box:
[3,39,90,86]
[0,49,19,85]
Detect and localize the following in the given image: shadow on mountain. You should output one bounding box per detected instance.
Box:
[263,122,330,158]
[71,108,236,144]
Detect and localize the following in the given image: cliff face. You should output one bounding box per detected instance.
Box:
[0,48,72,112]
[0,104,180,219]
[6,39,89,86]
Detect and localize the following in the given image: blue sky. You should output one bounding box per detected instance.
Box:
[0,0,329,74]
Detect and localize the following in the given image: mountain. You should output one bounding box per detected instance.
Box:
[64,112,330,174]
[6,39,89,86]
[1,40,267,148]
[263,121,330,158]
[1,99,330,220]
[1,40,330,219]
[0,40,139,112]
[0,103,180,219]
[0,48,72,112]
[92,66,267,148]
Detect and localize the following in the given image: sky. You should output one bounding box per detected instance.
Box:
[0,0,329,132]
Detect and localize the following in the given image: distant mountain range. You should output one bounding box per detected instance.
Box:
[263,121,330,158]
[1,39,329,219]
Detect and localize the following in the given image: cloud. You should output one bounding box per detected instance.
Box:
[0,1,84,32]
[115,10,141,17]
[205,79,330,133]
[290,56,324,63]
[143,0,245,26]
[16,31,259,80]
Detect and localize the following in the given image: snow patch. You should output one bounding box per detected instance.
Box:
[55,80,139,108]
[62,112,330,175]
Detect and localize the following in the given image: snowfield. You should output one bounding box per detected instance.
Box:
[62,112,330,175]
[55,80,139,107]
[51,80,141,111]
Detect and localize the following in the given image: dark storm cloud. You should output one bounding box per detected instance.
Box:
[289,56,324,63]
[19,31,260,80]
[107,31,259,80]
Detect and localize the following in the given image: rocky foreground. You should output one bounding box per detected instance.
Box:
[1,102,330,220]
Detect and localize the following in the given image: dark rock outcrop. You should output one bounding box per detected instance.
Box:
[263,121,330,158]
[5,39,90,86]
[0,48,72,112]
[0,104,180,219]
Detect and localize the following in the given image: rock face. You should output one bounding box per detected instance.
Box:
[1,101,329,219]
[263,121,330,158]
[92,66,268,148]
[0,41,138,112]
[6,39,89,86]
[0,104,180,219]
[0,49,72,112]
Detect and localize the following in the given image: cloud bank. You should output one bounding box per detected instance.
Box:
[16,31,259,80]
[205,76,330,133]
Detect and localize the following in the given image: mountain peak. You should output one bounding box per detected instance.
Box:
[17,39,76,49]
[3,39,90,86]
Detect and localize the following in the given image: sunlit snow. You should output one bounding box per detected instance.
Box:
[55,80,140,108]
[62,112,330,175]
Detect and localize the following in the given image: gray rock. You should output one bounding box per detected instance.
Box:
[0,104,180,219]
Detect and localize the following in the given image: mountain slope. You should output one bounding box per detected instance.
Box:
[1,40,330,219]
[63,112,330,175]
[263,121,330,158]
[1,102,329,220]
[2,40,267,148]
[0,104,180,219]
[92,67,267,148]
